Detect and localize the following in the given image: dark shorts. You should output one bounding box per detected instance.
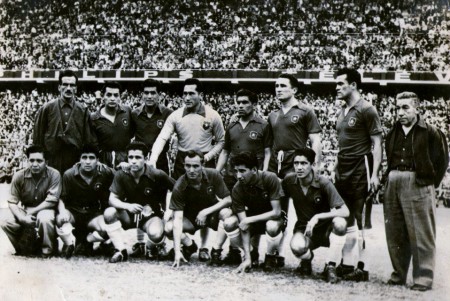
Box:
[185,211,220,234]
[122,209,164,229]
[294,220,332,250]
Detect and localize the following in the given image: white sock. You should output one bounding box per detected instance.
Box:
[87,231,105,243]
[342,226,359,267]
[266,232,283,255]
[105,221,126,251]
[225,228,242,249]
[56,223,75,246]
[327,232,346,264]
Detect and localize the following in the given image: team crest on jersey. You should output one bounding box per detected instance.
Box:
[202,120,211,130]
[94,183,102,191]
[156,120,164,129]
[122,118,129,127]
[291,115,299,123]
[144,187,152,195]
[207,186,214,195]
[348,117,356,127]
[314,196,322,204]
[249,131,258,140]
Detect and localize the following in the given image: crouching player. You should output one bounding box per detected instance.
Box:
[104,141,175,263]
[166,150,232,267]
[282,148,349,283]
[223,152,286,273]
[56,144,114,258]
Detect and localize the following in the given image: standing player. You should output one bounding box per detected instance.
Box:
[103,141,175,263]
[132,79,174,175]
[216,88,271,190]
[267,73,322,265]
[282,148,349,283]
[1,145,61,257]
[222,152,285,273]
[384,92,448,291]
[334,68,382,281]
[91,82,134,168]
[55,144,114,258]
[33,70,96,174]
[166,150,232,267]
[149,78,225,179]
[268,74,322,178]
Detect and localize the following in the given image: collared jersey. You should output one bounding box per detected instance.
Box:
[132,104,173,148]
[170,168,230,221]
[91,105,134,152]
[224,114,272,159]
[61,164,115,213]
[336,99,382,157]
[156,103,225,153]
[232,170,282,216]
[9,166,61,207]
[110,165,175,212]
[282,174,344,229]
[268,103,321,151]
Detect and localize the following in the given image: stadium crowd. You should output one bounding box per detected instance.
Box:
[0,0,449,71]
[1,87,449,182]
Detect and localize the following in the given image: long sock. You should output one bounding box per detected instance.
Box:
[87,231,106,243]
[181,233,192,247]
[104,221,126,251]
[213,221,227,249]
[225,228,242,249]
[342,225,359,267]
[327,232,346,264]
[266,232,283,254]
[56,223,75,245]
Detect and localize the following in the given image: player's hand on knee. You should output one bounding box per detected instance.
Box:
[239,219,250,232]
[172,251,187,268]
[127,203,143,214]
[370,175,380,191]
[21,214,36,227]
[304,218,318,237]
[235,259,252,274]
[195,210,207,226]
[58,209,71,224]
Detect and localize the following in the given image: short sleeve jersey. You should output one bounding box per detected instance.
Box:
[110,166,175,212]
[282,174,344,229]
[232,171,283,216]
[224,115,272,159]
[268,103,321,151]
[336,99,382,157]
[170,168,230,221]
[91,105,134,152]
[157,104,225,152]
[61,164,115,213]
[9,166,61,207]
[132,104,173,148]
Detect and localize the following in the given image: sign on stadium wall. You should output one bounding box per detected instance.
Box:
[0,70,449,85]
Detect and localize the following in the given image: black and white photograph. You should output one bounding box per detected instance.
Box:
[0,0,449,300]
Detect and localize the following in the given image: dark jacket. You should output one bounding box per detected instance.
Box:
[385,116,448,187]
[33,98,97,153]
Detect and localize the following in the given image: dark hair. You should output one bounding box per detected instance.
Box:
[184,78,203,93]
[336,68,361,88]
[142,79,161,92]
[278,73,299,90]
[292,147,316,165]
[236,89,258,104]
[230,152,258,169]
[59,70,78,85]
[80,144,100,158]
[396,91,420,107]
[26,145,46,159]
[126,141,149,157]
[102,81,122,94]
[184,149,204,163]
